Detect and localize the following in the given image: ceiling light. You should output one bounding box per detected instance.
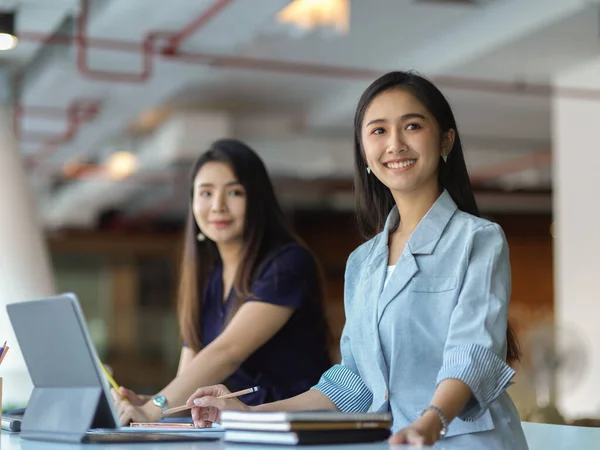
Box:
[276,0,350,36]
[128,107,171,133]
[106,152,137,180]
[0,11,18,51]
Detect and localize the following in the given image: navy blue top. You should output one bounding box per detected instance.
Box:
[198,243,330,406]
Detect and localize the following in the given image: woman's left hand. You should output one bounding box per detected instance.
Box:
[389,418,440,446]
[388,427,429,446]
[111,388,153,425]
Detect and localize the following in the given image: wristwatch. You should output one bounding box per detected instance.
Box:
[152,395,169,412]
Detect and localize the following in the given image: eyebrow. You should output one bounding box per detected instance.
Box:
[365,113,427,127]
[197,181,242,188]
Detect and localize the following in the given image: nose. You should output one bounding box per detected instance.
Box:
[211,191,227,213]
[386,129,407,153]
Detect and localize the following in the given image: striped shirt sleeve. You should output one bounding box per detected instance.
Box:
[311,364,372,413]
[436,343,515,421]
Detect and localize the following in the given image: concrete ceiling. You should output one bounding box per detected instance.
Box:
[3,0,598,229]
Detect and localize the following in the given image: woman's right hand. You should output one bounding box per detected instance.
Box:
[187,384,251,428]
[118,387,151,407]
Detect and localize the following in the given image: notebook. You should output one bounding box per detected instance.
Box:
[221,410,392,423]
[224,428,391,445]
[1,408,24,432]
[221,411,392,445]
[221,420,390,431]
[1,416,22,432]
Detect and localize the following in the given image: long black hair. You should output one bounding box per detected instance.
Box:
[353,71,521,364]
[178,139,326,352]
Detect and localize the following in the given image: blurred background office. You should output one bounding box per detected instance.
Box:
[0,0,599,429]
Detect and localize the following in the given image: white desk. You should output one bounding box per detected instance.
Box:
[1,422,599,449]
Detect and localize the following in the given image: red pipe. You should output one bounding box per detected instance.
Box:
[18,31,142,52]
[76,0,154,83]
[12,60,104,162]
[19,104,97,118]
[16,25,600,100]
[23,0,231,166]
[45,102,98,145]
[13,3,600,172]
[19,99,102,165]
[12,63,103,162]
[45,100,101,141]
[164,0,233,53]
[76,0,231,83]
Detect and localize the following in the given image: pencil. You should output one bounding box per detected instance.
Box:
[101,363,130,404]
[161,386,260,415]
[101,364,120,392]
[0,345,9,365]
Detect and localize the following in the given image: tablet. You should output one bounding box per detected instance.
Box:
[7,293,220,444]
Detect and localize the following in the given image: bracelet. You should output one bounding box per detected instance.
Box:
[421,405,448,440]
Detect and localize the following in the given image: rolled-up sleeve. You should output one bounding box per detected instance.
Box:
[312,327,372,412]
[312,249,373,413]
[312,365,372,413]
[436,223,515,421]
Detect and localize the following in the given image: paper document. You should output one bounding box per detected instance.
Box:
[121,423,223,433]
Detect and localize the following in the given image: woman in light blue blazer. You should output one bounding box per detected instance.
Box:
[186,71,529,449]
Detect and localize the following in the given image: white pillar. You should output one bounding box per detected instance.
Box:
[0,96,56,406]
[552,59,600,420]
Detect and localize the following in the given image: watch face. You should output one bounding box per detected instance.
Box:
[153,395,166,407]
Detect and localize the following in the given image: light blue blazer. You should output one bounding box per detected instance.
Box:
[313,191,528,449]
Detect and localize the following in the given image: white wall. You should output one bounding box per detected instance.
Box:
[552,61,600,418]
[0,107,56,408]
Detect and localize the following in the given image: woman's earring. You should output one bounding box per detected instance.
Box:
[197,232,206,242]
[366,167,371,174]
[442,154,448,163]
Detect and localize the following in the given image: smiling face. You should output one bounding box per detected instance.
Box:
[361,88,454,197]
[192,161,246,245]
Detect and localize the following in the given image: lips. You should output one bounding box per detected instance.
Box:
[211,221,232,229]
[383,159,416,170]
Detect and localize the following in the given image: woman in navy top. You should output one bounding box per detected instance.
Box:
[187,73,528,449]
[112,139,330,425]
[200,242,330,405]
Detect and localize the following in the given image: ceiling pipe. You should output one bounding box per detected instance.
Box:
[15,99,102,166]
[163,0,233,53]
[76,0,159,83]
[28,101,102,168]
[19,30,142,52]
[17,0,233,167]
[75,0,232,83]
[35,100,101,146]
[15,0,232,168]
[11,64,104,165]
[18,102,100,139]
[15,25,600,100]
